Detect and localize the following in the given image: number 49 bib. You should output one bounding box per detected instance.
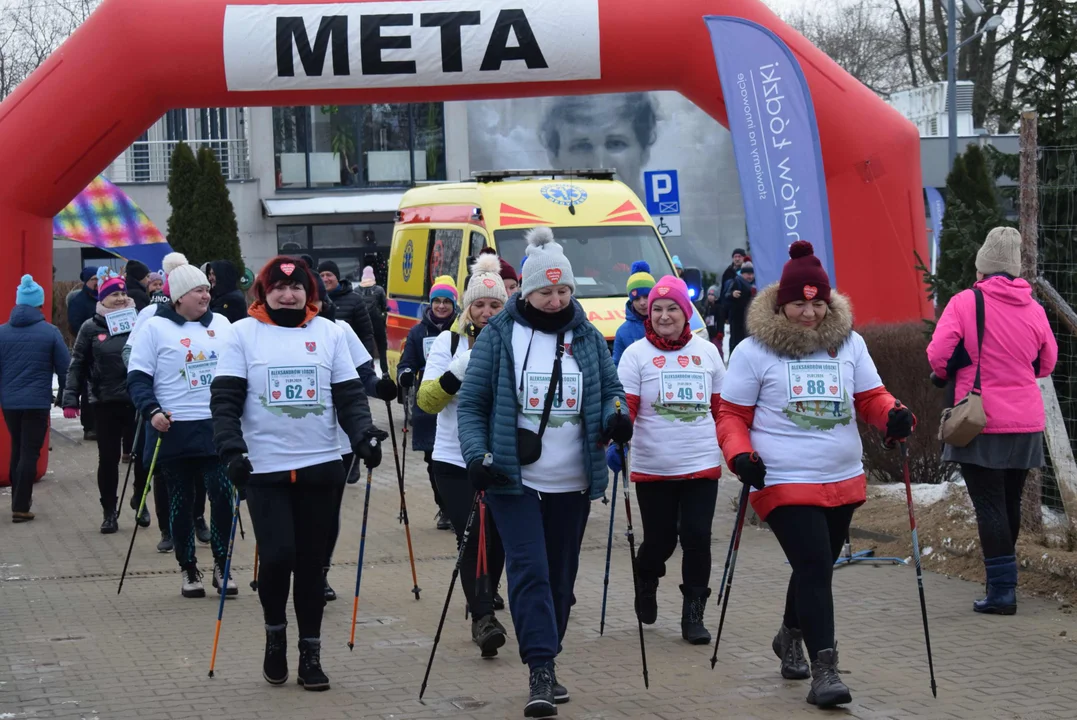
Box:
[268,366,320,406]
[659,370,707,406]
[786,361,842,402]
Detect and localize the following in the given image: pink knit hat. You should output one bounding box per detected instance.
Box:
[648,275,694,319]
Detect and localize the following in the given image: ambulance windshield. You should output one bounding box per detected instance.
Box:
[494,226,675,299]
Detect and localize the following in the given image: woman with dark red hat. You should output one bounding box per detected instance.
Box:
[211,256,388,691]
[717,241,915,709]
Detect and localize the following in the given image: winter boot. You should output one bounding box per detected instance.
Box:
[435,510,452,531]
[180,563,205,598]
[680,585,712,645]
[635,576,659,625]
[297,638,330,691]
[806,647,852,708]
[157,532,174,553]
[772,623,811,680]
[524,663,557,718]
[974,555,1018,615]
[493,589,506,611]
[212,561,238,596]
[323,568,337,601]
[471,614,507,658]
[135,504,150,528]
[263,624,288,685]
[100,505,118,534]
[550,664,570,704]
[194,517,211,544]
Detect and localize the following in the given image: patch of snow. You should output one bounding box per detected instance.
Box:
[922,546,933,556]
[870,480,962,506]
[1043,507,1069,529]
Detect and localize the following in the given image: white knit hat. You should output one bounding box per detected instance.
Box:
[463,253,508,308]
[163,252,210,302]
[976,227,1022,277]
[519,227,575,298]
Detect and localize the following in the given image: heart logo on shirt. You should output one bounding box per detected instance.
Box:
[793,385,803,395]
[306,389,316,398]
[652,357,666,369]
[803,285,818,300]
[180,338,191,348]
[280,263,296,276]
[482,278,496,288]
[697,392,704,400]
[545,268,562,284]
[566,398,576,408]
[829,386,839,395]
[529,397,540,408]
[272,391,281,400]
[677,355,689,368]
[666,392,674,400]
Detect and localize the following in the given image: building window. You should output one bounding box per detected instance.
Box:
[277,223,394,284]
[272,104,446,191]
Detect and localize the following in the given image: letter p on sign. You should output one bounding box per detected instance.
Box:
[644,170,680,215]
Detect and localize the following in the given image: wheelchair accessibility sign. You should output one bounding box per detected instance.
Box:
[645,170,681,237]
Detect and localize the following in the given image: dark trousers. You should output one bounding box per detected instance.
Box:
[962,464,1029,559]
[94,402,147,514]
[425,451,443,509]
[194,474,207,520]
[485,486,590,669]
[132,420,170,532]
[375,322,389,374]
[79,390,95,433]
[767,503,857,661]
[159,457,233,568]
[4,409,49,513]
[433,461,505,618]
[325,452,360,567]
[635,479,719,588]
[247,465,343,638]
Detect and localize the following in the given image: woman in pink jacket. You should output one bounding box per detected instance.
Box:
[927,227,1057,616]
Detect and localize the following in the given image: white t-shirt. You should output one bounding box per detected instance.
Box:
[721,332,883,487]
[336,319,374,454]
[125,304,161,350]
[214,316,359,474]
[426,330,469,468]
[512,323,587,493]
[127,312,234,421]
[618,334,725,478]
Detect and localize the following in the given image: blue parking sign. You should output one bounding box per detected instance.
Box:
[644,170,680,216]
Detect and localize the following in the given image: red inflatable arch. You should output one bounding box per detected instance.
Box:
[0,0,930,479]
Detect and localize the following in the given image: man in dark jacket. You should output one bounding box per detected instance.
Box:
[317,261,376,358]
[721,260,756,353]
[208,260,248,323]
[123,260,152,311]
[720,247,747,290]
[0,275,71,522]
[356,266,390,373]
[67,267,99,336]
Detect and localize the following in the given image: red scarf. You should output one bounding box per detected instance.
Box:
[644,318,692,351]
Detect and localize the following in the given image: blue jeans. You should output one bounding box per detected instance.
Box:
[485,486,590,669]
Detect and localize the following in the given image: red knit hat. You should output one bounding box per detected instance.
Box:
[777,241,831,306]
[480,246,518,283]
[254,255,316,304]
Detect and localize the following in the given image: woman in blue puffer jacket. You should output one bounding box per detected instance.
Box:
[456,227,631,718]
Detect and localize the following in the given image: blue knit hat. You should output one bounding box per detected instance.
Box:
[16,274,44,307]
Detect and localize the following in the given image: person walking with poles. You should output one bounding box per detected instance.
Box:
[613,274,725,645]
[418,256,509,659]
[717,241,914,708]
[927,227,1057,615]
[211,256,387,691]
[126,255,237,598]
[63,269,148,533]
[398,275,459,531]
[457,227,631,718]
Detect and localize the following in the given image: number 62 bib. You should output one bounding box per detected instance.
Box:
[268,366,320,406]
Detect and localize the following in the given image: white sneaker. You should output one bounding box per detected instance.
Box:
[181,565,206,598]
[213,562,239,596]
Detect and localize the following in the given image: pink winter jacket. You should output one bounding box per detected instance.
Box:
[927,275,1058,434]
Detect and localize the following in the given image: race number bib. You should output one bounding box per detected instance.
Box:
[659,370,707,406]
[522,371,581,416]
[268,366,320,406]
[186,359,217,392]
[786,361,842,403]
[105,308,137,336]
[423,336,437,360]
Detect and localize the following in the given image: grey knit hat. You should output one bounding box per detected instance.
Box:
[976,227,1022,277]
[462,253,508,309]
[520,227,575,298]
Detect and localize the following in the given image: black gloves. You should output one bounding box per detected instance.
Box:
[398,368,414,390]
[604,412,634,445]
[929,372,947,388]
[227,454,253,488]
[732,453,766,491]
[375,376,398,402]
[355,428,389,469]
[468,455,507,492]
[886,405,915,441]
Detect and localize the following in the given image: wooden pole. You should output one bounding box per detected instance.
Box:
[1020,109,1044,534]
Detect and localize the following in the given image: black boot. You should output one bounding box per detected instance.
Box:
[263,624,288,685]
[680,585,712,645]
[297,638,330,691]
[100,507,118,534]
[772,624,810,679]
[435,510,452,530]
[635,576,659,625]
[806,648,852,708]
[524,663,556,718]
[471,614,507,658]
[323,568,336,601]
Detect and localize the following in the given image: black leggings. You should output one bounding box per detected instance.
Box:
[94,403,147,513]
[159,457,233,568]
[433,461,505,618]
[247,466,342,638]
[635,479,719,588]
[961,464,1028,559]
[767,503,857,661]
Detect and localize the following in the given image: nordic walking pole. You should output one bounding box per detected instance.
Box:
[117,413,143,510]
[900,440,938,698]
[250,544,259,591]
[117,434,162,595]
[237,512,245,540]
[599,469,619,636]
[615,401,649,689]
[710,483,750,669]
[713,492,740,607]
[419,488,482,701]
[384,399,421,600]
[208,491,242,678]
[348,456,375,651]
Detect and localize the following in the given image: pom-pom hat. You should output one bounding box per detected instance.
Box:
[163,252,211,302]
[430,275,459,306]
[519,227,575,298]
[776,241,831,306]
[626,260,656,298]
[15,274,44,307]
[462,254,508,308]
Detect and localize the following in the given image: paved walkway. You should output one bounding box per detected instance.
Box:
[3,405,1077,719]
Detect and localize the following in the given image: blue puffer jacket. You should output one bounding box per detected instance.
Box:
[0,305,71,410]
[457,298,625,501]
[612,300,646,366]
[397,308,457,452]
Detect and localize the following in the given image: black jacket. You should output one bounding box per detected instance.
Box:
[209,260,249,324]
[125,274,151,311]
[67,284,97,336]
[329,280,376,357]
[63,302,136,407]
[355,283,388,331]
[721,263,739,290]
[397,309,457,452]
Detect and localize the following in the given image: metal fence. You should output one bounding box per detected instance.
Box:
[103,138,251,183]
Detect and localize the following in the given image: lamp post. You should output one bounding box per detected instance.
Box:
[944,9,1004,168]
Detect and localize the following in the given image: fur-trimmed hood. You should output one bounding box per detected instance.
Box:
[746,283,853,359]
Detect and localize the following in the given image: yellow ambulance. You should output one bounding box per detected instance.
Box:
[385,170,702,374]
